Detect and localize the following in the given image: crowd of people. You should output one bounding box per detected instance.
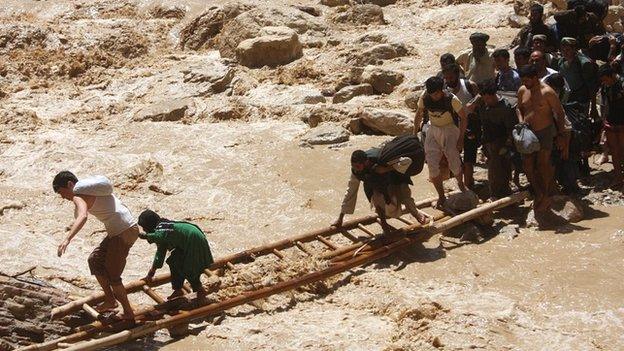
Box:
[48,0,624,324]
[335,1,623,231]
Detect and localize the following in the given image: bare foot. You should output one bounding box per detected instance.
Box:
[95,300,119,313]
[416,211,433,225]
[167,289,186,300]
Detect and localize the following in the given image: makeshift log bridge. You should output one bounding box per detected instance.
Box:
[22,191,528,351]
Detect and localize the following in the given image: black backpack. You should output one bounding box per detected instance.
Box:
[377,135,425,177]
[563,102,600,155]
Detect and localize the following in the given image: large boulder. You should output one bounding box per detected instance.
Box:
[404,89,423,110]
[133,98,195,122]
[235,26,303,68]
[178,5,248,50]
[303,106,351,127]
[349,43,409,65]
[181,63,234,95]
[333,83,374,103]
[332,4,386,25]
[301,123,350,145]
[358,109,413,135]
[321,0,350,6]
[216,6,326,59]
[358,0,397,6]
[360,66,404,94]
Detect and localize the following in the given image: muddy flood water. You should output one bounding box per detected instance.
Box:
[1,0,623,350]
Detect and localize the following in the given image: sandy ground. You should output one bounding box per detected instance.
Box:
[1,0,623,350]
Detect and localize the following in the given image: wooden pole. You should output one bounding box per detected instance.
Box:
[36,192,527,351]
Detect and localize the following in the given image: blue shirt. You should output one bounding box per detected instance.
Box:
[496,68,521,92]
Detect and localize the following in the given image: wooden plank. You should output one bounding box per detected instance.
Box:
[339,230,360,243]
[395,217,414,225]
[272,249,285,260]
[316,236,338,250]
[356,224,375,237]
[81,304,99,320]
[142,286,165,305]
[294,241,311,255]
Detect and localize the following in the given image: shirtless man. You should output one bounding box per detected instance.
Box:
[54,171,139,321]
[516,65,567,212]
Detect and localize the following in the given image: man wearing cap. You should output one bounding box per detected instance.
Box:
[457,32,495,84]
[556,37,599,109]
[511,4,557,51]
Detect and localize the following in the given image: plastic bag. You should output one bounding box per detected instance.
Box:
[512,123,540,154]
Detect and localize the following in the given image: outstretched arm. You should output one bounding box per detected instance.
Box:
[57,196,89,257]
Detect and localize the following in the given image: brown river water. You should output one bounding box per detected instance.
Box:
[0,0,623,350]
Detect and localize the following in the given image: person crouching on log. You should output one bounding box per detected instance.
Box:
[138,210,214,300]
[332,135,432,233]
[53,171,139,322]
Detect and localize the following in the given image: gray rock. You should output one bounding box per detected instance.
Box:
[178,5,248,50]
[303,106,351,127]
[301,124,350,145]
[333,84,374,103]
[133,98,195,122]
[356,0,397,6]
[217,6,327,59]
[550,195,584,223]
[359,108,413,136]
[321,0,350,7]
[360,66,404,94]
[404,90,422,110]
[526,196,585,228]
[351,43,409,65]
[303,92,327,104]
[508,14,529,28]
[181,64,234,95]
[236,26,303,68]
[500,224,520,240]
[444,190,479,215]
[332,4,386,25]
[294,5,321,16]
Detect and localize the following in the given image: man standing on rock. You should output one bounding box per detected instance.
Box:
[442,63,479,189]
[457,32,495,84]
[53,171,139,321]
[414,76,467,209]
[333,136,432,233]
[516,66,567,212]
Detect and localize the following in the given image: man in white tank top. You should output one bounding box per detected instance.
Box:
[53,171,139,321]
